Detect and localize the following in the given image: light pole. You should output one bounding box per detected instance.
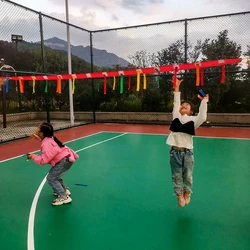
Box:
[65,0,74,126]
[11,34,23,51]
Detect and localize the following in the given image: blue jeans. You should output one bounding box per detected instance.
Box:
[47,158,73,196]
[170,147,194,195]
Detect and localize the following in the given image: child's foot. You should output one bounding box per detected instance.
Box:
[52,196,72,206]
[176,193,185,207]
[184,191,191,205]
[53,188,71,197]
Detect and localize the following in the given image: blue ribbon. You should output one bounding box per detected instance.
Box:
[5,77,9,93]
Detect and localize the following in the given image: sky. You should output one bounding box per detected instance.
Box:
[11,0,250,30]
[1,0,250,63]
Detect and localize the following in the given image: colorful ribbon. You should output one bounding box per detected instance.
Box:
[104,75,107,95]
[113,76,116,90]
[157,76,160,88]
[128,76,131,90]
[221,65,225,84]
[173,67,177,88]
[120,75,124,94]
[45,80,48,93]
[56,75,62,94]
[31,76,36,94]
[196,63,200,86]
[200,68,204,86]
[18,77,24,93]
[72,75,76,94]
[5,77,9,93]
[143,74,147,90]
[136,71,141,91]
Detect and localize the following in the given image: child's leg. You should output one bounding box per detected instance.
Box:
[183,149,194,204]
[47,159,73,197]
[170,148,184,195]
[183,149,194,192]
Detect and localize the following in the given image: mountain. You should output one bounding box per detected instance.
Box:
[43,37,129,68]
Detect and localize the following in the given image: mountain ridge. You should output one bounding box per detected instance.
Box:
[44,37,129,68]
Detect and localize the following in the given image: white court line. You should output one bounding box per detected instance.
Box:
[0,131,103,164]
[100,131,250,141]
[27,132,127,250]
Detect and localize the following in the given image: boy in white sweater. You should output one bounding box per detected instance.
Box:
[166,78,208,207]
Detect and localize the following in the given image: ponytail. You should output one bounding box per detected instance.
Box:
[53,136,65,148]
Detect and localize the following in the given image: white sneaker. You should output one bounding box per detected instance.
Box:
[52,196,72,206]
[53,188,71,197]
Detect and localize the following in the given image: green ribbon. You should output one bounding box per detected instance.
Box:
[157,76,160,88]
[45,80,48,93]
[120,75,124,94]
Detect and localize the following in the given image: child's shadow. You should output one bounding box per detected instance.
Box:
[171,216,196,250]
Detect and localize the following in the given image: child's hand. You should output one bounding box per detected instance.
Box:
[29,133,40,140]
[203,94,209,102]
[27,154,33,159]
[173,76,183,92]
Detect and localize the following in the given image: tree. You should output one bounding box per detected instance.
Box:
[128,50,156,68]
[201,30,242,112]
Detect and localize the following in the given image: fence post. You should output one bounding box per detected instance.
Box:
[39,12,50,123]
[90,31,96,124]
[184,18,188,100]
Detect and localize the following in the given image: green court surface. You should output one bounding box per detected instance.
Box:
[1,132,250,250]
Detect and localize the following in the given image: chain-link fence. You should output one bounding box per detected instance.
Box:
[0,0,250,143]
[91,13,250,125]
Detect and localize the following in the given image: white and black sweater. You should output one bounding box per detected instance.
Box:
[166,92,208,149]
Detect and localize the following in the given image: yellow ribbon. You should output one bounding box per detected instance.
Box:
[143,74,146,90]
[136,71,141,91]
[31,76,36,94]
[72,75,76,94]
[113,77,116,90]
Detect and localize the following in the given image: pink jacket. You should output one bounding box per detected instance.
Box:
[31,137,79,166]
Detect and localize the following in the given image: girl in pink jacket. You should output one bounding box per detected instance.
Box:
[27,122,79,206]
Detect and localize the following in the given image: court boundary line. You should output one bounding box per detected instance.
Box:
[27,132,127,250]
[100,131,250,140]
[0,131,103,164]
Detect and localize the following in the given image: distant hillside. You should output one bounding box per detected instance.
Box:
[43,37,129,68]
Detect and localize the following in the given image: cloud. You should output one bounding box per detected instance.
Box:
[49,0,118,9]
[121,0,164,11]
[112,15,119,22]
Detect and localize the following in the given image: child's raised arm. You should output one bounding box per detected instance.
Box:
[194,95,209,129]
[172,78,183,119]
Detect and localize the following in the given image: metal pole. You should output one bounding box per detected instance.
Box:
[0,62,7,128]
[90,31,96,123]
[39,12,50,123]
[184,18,188,99]
[65,0,74,126]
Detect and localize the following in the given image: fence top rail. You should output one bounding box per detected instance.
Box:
[92,10,250,33]
[3,0,91,33]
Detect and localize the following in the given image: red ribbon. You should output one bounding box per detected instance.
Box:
[173,67,177,88]
[200,68,204,86]
[221,66,225,84]
[103,75,107,94]
[128,76,131,90]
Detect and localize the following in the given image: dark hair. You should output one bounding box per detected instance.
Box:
[39,122,64,147]
[181,100,195,115]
